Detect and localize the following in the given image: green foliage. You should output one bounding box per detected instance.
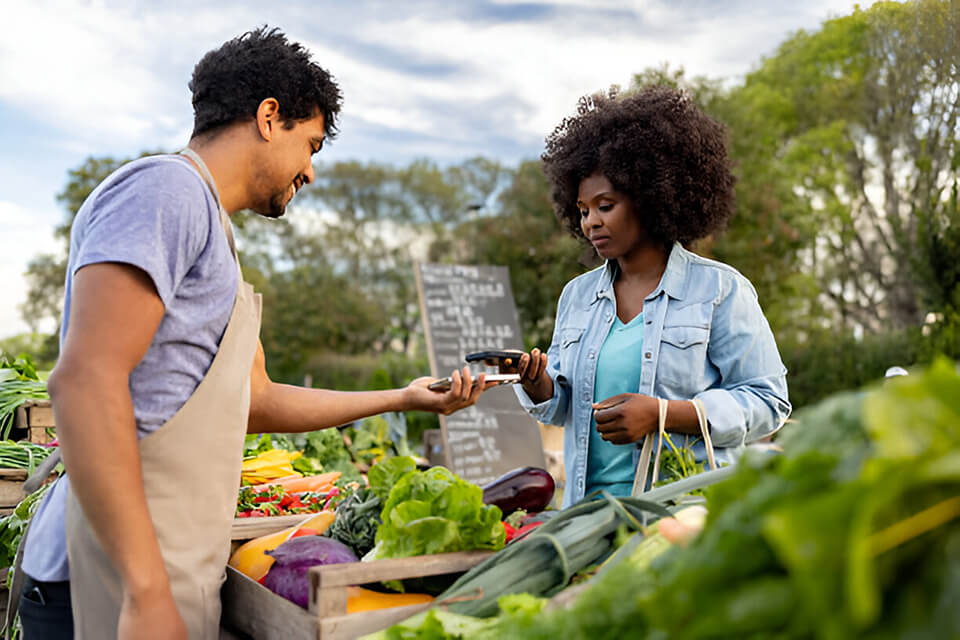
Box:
[0,481,56,574]
[323,486,382,558]
[439,359,960,639]
[367,455,418,503]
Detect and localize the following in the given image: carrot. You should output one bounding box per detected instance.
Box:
[254,471,341,494]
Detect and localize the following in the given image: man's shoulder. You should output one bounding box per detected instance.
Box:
[79,155,214,228]
[101,154,208,197]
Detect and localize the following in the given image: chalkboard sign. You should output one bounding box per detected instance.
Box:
[415,263,546,486]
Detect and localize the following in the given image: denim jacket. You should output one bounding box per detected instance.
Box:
[515,243,791,507]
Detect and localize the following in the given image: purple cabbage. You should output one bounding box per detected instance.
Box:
[263,536,358,607]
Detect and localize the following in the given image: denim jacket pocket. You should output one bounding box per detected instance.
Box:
[657,325,709,389]
[556,327,585,374]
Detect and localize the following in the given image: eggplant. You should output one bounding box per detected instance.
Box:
[481,466,555,515]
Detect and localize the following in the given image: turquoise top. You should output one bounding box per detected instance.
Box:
[586,312,644,497]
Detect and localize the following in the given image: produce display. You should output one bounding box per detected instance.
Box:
[262,536,359,607]
[0,481,55,569]
[0,440,57,475]
[373,358,960,639]
[0,355,48,440]
[9,342,948,639]
[235,476,343,518]
[364,461,506,563]
[480,467,555,516]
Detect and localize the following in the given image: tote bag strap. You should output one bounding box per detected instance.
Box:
[631,398,668,496]
[691,398,717,470]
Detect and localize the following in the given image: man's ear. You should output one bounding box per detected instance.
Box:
[255,98,281,142]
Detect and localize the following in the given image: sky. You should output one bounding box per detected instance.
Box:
[0,0,877,339]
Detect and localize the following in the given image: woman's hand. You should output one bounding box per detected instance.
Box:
[592,393,659,444]
[504,348,554,404]
[405,366,488,415]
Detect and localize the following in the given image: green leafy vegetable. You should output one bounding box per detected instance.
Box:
[379,358,960,639]
[0,480,56,575]
[368,465,505,562]
[367,455,417,503]
[0,355,49,440]
[324,486,382,558]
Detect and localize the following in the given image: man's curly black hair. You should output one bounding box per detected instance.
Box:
[189,26,342,140]
[541,85,735,248]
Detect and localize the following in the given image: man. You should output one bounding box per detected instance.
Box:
[18,27,487,639]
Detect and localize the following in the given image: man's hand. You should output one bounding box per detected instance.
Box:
[504,348,553,404]
[592,393,659,444]
[118,586,187,640]
[405,366,488,415]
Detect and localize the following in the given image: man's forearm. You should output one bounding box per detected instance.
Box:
[50,363,171,599]
[247,383,408,434]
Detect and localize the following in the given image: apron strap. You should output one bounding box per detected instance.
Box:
[178,148,241,268]
[5,456,64,639]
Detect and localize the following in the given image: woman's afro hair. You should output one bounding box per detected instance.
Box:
[541,85,735,248]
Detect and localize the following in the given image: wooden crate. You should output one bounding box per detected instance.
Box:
[221,551,492,640]
[0,469,27,510]
[231,514,318,541]
[12,400,55,444]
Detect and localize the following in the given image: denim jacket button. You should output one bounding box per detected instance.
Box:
[644,352,652,359]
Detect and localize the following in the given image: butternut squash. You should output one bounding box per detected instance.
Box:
[345,586,434,613]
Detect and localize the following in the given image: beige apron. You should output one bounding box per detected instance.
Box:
[65,149,261,640]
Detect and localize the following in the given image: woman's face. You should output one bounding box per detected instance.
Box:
[577,173,645,260]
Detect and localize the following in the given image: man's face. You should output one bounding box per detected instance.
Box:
[252,111,326,218]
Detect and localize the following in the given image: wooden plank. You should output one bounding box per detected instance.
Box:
[28,427,52,445]
[309,551,492,589]
[319,603,433,640]
[0,470,28,480]
[230,514,317,540]
[0,479,24,507]
[28,406,55,428]
[221,566,317,640]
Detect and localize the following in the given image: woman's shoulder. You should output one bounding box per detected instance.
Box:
[559,263,608,298]
[677,245,759,300]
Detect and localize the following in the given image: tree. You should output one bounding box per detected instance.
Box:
[719,0,960,335]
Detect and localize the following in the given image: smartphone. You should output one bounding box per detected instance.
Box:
[427,373,521,392]
[464,349,526,369]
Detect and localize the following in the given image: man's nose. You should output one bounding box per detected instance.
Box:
[303,163,315,185]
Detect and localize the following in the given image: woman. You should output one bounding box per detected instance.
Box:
[512,86,791,507]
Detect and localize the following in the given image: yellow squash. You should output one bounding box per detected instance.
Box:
[228,511,336,581]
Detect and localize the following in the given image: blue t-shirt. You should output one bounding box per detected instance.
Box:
[585,312,644,497]
[23,155,239,581]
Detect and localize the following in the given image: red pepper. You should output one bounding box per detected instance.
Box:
[502,521,517,542]
[290,528,318,538]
